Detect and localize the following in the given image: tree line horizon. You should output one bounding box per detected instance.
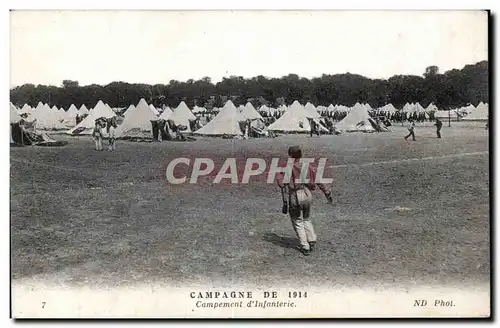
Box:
[10,61,488,112]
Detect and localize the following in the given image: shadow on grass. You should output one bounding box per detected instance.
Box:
[262,232,298,249]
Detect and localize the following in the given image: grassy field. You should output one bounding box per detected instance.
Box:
[10,122,490,290]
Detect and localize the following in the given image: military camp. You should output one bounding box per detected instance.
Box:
[9,10,489,318]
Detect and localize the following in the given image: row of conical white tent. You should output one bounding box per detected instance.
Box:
[11,101,93,130]
[11,97,488,138]
[14,102,91,116]
[114,99,198,137]
[434,102,489,121]
[65,98,209,137]
[267,101,374,133]
[402,102,427,113]
[8,99,383,136]
[460,102,489,121]
[67,100,117,134]
[10,100,437,131]
[10,103,23,124]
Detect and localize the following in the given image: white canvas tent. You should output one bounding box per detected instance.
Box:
[19,104,32,115]
[462,103,488,121]
[168,101,196,132]
[335,103,375,132]
[383,103,397,113]
[159,107,173,120]
[104,103,114,113]
[29,103,68,130]
[434,110,460,120]
[79,104,90,115]
[402,103,412,112]
[10,103,22,144]
[67,100,116,135]
[51,106,65,121]
[414,102,425,112]
[461,104,476,115]
[267,101,311,132]
[67,104,79,117]
[426,103,438,112]
[60,104,79,127]
[194,100,242,136]
[149,104,160,116]
[122,104,136,118]
[10,103,22,124]
[238,102,263,121]
[303,102,321,119]
[114,98,158,138]
[21,102,41,122]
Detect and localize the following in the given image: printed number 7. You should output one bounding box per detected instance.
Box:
[42,302,46,308]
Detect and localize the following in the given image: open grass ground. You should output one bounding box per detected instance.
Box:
[10,122,490,290]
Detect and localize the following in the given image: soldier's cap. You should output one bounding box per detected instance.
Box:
[288,145,302,159]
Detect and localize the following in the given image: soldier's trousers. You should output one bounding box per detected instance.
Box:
[289,188,316,250]
[94,137,102,150]
[108,138,116,150]
[404,131,415,141]
[437,129,441,138]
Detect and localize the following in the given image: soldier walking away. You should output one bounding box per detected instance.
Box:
[434,118,443,138]
[276,146,333,256]
[404,121,416,141]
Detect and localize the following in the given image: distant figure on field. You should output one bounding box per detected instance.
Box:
[404,121,416,141]
[276,146,333,256]
[92,120,103,151]
[434,118,443,138]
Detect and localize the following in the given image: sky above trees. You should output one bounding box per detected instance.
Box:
[10,10,488,87]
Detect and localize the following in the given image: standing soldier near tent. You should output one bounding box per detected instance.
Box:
[107,117,117,151]
[434,118,443,138]
[309,119,315,137]
[276,146,333,256]
[92,119,104,151]
[404,120,416,141]
[309,119,320,137]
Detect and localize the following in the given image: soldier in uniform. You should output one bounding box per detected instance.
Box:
[92,119,104,151]
[434,118,443,138]
[277,146,333,256]
[404,120,416,141]
[107,117,117,151]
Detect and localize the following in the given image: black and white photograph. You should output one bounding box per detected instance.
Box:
[9,9,490,318]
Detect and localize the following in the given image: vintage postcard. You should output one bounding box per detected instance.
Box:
[9,10,490,318]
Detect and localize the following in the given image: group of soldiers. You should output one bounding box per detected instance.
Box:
[92,117,117,151]
[386,111,434,123]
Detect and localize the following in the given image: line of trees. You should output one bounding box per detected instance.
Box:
[10,61,488,111]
